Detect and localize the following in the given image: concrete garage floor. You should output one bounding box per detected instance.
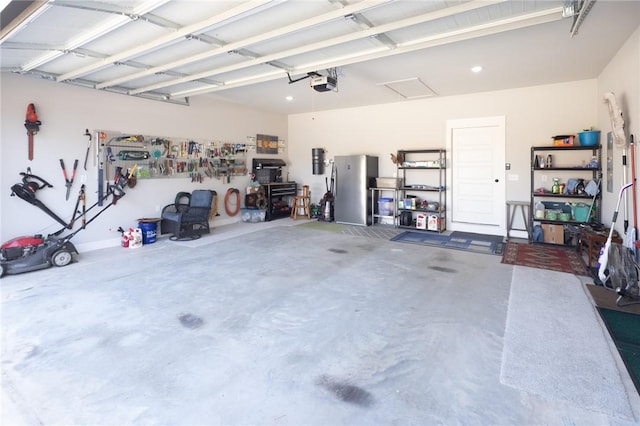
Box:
[2,219,640,425]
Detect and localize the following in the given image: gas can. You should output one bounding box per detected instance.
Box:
[121,231,130,248]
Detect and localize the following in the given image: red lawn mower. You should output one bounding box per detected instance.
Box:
[1,167,132,277]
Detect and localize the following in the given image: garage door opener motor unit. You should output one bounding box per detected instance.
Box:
[310,75,337,92]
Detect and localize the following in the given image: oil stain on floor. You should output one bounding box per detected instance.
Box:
[178,313,205,329]
[315,375,373,407]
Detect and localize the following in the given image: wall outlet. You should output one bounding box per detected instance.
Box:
[80,174,86,183]
[155,205,160,212]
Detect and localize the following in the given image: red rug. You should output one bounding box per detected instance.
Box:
[501,242,590,276]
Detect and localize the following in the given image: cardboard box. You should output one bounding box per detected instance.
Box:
[552,135,575,146]
[427,214,445,231]
[376,177,402,188]
[542,223,564,244]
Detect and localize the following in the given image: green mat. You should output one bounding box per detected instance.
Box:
[295,221,347,232]
[597,307,640,394]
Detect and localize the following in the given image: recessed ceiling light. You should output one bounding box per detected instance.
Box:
[471,65,483,73]
[285,95,294,101]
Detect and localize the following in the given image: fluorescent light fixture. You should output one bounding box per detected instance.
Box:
[471,65,483,73]
[285,95,294,101]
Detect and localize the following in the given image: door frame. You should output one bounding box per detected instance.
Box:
[445,116,506,236]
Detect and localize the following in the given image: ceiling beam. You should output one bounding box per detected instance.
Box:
[53,0,182,30]
[20,0,171,72]
[0,1,51,44]
[131,0,505,96]
[96,0,392,90]
[171,6,562,98]
[58,0,276,82]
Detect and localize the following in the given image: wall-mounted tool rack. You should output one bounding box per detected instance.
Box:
[96,130,253,184]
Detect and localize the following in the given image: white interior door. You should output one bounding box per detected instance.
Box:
[446,117,506,236]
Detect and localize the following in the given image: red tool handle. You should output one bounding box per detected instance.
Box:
[71,159,79,181]
[60,159,69,181]
[631,135,637,232]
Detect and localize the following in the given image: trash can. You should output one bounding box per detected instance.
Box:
[138,218,160,244]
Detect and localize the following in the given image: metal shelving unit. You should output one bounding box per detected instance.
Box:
[370,187,397,226]
[530,144,602,245]
[396,149,446,232]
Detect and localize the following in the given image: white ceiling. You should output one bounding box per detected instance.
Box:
[1,0,639,115]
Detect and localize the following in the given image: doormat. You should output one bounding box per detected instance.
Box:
[501,242,589,276]
[586,283,640,315]
[597,307,640,394]
[390,231,504,255]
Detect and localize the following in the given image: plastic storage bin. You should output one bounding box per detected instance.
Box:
[578,131,600,146]
[241,208,266,223]
[377,198,394,216]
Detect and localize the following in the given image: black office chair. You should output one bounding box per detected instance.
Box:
[161,190,215,240]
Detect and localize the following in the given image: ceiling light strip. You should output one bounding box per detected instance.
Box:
[171,7,561,99]
[59,0,274,82]
[130,0,503,95]
[98,0,392,90]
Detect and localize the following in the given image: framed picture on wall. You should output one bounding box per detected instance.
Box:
[257,134,278,154]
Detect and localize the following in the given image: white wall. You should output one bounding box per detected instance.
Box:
[597,25,640,238]
[1,73,287,250]
[288,80,598,218]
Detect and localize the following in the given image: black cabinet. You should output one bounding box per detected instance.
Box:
[262,182,296,221]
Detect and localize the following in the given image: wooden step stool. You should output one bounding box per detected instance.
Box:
[291,185,311,219]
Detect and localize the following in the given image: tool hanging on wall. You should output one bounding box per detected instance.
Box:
[83,129,92,170]
[224,188,240,216]
[10,169,70,229]
[97,131,106,206]
[60,159,78,201]
[24,103,42,161]
[68,184,86,229]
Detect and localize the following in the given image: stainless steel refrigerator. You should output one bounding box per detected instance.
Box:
[334,155,379,226]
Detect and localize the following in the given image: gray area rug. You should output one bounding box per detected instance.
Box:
[500,266,634,419]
